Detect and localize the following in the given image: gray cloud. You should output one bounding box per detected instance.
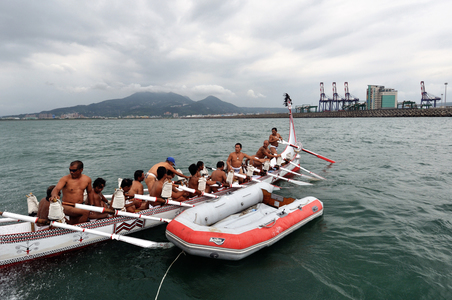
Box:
[1,0,451,116]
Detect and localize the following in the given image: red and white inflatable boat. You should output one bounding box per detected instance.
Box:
[166,182,323,260]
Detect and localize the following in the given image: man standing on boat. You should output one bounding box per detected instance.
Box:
[50,160,93,225]
[269,128,283,155]
[144,157,188,193]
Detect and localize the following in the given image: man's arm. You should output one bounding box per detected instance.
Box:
[167,165,189,179]
[263,148,280,159]
[226,153,233,171]
[86,177,94,207]
[51,176,67,200]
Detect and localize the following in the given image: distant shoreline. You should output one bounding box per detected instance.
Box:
[193,107,452,119]
[2,107,451,121]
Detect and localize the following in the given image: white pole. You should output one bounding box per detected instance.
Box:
[445,83,448,107]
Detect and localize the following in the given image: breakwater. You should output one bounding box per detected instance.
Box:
[200,107,452,119]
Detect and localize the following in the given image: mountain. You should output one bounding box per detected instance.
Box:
[8,92,288,118]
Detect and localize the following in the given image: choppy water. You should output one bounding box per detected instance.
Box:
[0,117,451,300]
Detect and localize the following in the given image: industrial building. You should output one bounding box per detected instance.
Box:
[366,85,398,109]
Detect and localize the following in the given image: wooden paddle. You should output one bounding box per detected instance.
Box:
[62,202,173,222]
[0,211,173,249]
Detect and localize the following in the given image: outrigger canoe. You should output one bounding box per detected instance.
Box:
[165,182,323,260]
[0,94,314,268]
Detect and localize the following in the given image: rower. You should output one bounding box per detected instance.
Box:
[268,127,283,155]
[226,143,263,183]
[50,160,92,225]
[88,178,110,219]
[208,161,228,192]
[140,167,168,210]
[248,140,281,169]
[36,185,57,230]
[188,164,216,196]
[127,170,145,210]
[144,157,189,193]
[166,169,189,201]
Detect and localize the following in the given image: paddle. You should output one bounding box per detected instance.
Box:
[266,173,313,186]
[176,186,219,198]
[134,194,195,208]
[0,211,173,249]
[280,140,336,163]
[211,183,243,188]
[279,167,318,181]
[288,161,326,180]
[62,202,172,223]
[0,217,19,223]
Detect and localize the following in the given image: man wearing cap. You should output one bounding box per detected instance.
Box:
[144,157,188,193]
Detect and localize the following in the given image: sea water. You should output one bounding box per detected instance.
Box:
[0,117,451,299]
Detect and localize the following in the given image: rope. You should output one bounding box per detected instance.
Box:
[155,250,185,300]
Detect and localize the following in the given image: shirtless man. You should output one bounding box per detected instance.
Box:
[88,178,109,219]
[166,169,189,201]
[127,170,145,210]
[140,167,168,210]
[269,127,283,155]
[208,161,228,192]
[251,140,281,168]
[188,164,216,195]
[37,185,58,230]
[144,157,188,193]
[226,143,263,182]
[50,160,93,225]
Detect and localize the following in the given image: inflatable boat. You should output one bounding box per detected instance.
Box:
[166,182,323,260]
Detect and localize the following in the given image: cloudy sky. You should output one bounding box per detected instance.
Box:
[1,0,451,116]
